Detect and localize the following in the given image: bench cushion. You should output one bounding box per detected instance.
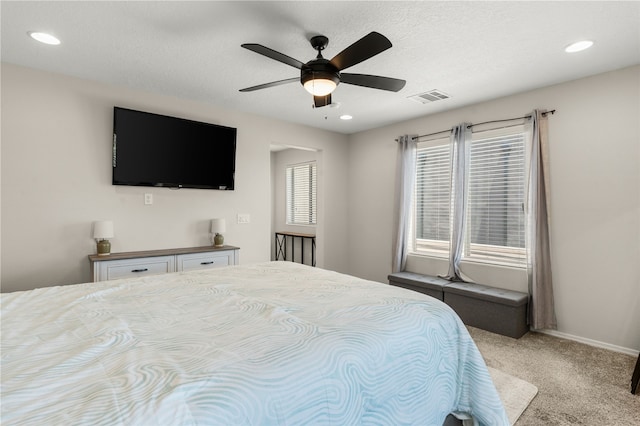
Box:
[388,272,448,301]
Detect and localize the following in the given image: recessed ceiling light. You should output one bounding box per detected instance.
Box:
[565,40,593,53]
[28,31,61,45]
[340,115,353,120]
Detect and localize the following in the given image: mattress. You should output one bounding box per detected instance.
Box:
[1,261,508,425]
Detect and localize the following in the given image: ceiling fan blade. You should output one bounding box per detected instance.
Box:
[239,77,299,92]
[340,73,406,92]
[241,43,305,70]
[314,94,332,108]
[329,32,392,71]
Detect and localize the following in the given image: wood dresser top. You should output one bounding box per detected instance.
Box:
[88,245,240,263]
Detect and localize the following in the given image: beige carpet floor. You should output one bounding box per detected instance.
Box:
[468,327,640,425]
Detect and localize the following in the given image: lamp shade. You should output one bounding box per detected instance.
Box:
[93,220,114,239]
[210,218,226,234]
[303,78,337,96]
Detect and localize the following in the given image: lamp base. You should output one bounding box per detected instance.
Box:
[213,233,224,248]
[97,239,111,256]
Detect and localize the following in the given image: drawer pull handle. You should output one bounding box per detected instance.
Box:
[131,268,149,273]
[200,261,214,265]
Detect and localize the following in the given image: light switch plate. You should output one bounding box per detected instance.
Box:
[237,213,250,224]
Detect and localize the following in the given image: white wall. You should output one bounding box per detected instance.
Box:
[347,66,640,352]
[0,63,349,292]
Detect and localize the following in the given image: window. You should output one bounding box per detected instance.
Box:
[411,127,527,266]
[286,162,317,225]
[413,138,451,256]
[466,129,526,264]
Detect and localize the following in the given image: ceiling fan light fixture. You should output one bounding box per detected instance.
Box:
[303,77,337,96]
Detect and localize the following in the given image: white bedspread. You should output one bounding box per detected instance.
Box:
[1,262,508,425]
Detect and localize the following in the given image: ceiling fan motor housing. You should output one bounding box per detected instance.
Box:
[300,58,340,89]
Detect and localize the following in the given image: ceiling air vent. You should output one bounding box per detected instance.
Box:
[409,89,450,104]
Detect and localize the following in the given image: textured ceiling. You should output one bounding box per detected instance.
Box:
[2,1,639,134]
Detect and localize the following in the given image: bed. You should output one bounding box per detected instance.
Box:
[1,261,509,425]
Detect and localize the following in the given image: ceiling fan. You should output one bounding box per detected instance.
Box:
[239,32,406,108]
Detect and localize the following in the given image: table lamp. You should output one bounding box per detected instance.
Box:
[93,220,114,256]
[210,218,226,247]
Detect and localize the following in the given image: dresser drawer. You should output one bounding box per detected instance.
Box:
[98,256,175,280]
[177,251,235,271]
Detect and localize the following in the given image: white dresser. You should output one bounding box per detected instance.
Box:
[88,246,239,282]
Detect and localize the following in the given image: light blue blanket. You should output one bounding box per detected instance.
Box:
[1,262,508,425]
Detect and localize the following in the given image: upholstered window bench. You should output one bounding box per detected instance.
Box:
[388,272,529,338]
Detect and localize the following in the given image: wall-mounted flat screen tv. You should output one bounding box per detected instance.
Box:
[112,107,236,190]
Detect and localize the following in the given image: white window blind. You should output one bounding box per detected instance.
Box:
[413,138,451,255]
[286,162,317,225]
[465,129,526,264]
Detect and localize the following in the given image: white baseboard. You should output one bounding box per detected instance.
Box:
[537,329,639,357]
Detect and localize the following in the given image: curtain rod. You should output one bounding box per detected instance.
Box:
[401,109,556,142]
[468,109,556,130]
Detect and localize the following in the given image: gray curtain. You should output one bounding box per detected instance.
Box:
[442,123,472,281]
[526,110,557,329]
[392,135,417,273]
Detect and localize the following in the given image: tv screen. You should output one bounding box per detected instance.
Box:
[112,107,236,190]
